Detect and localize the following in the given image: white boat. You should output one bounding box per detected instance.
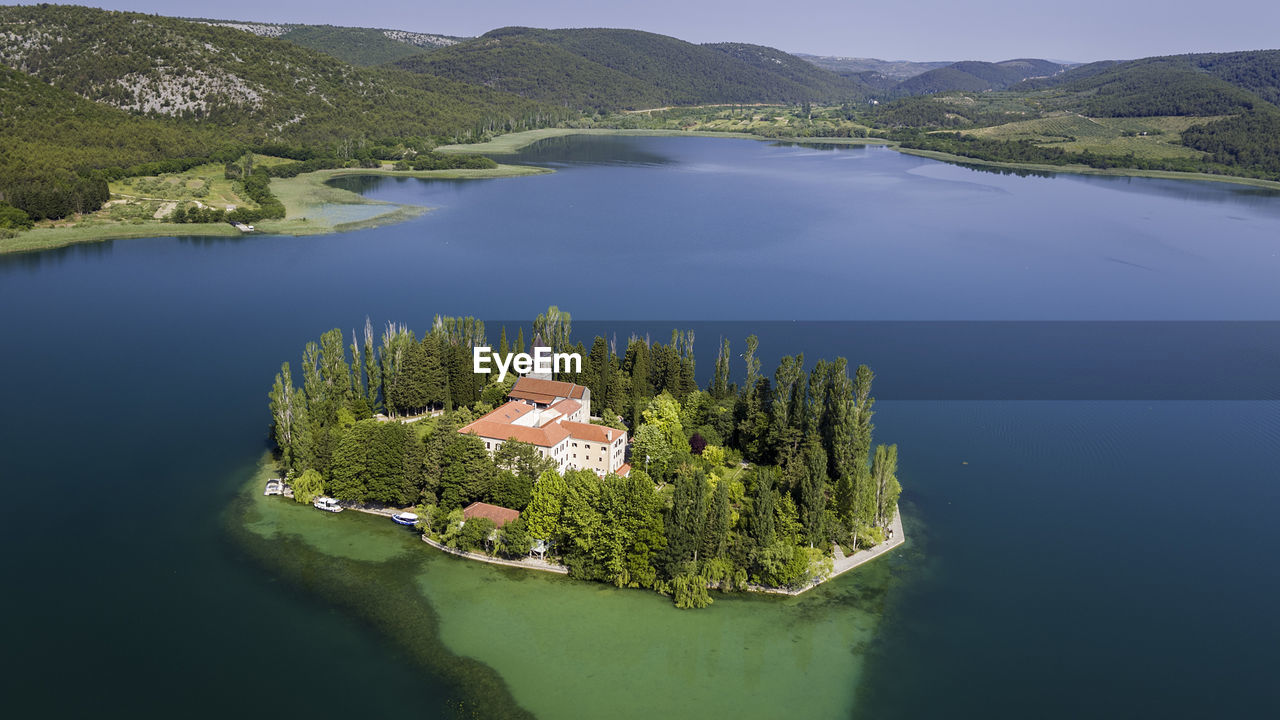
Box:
[391,512,419,526]
[313,496,343,513]
[264,479,283,496]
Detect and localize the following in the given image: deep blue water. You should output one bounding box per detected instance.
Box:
[1,136,1277,717]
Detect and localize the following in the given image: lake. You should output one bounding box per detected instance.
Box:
[1,136,1277,718]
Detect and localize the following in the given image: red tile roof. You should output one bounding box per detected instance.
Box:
[614,463,632,477]
[509,377,586,404]
[549,398,581,416]
[560,421,624,444]
[461,419,570,448]
[463,502,520,527]
[466,401,534,426]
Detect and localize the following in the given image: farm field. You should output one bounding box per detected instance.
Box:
[963,114,1221,159]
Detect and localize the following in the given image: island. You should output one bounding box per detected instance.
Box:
[265,307,903,608]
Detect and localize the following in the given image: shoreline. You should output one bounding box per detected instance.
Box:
[436,127,892,155]
[0,163,551,256]
[12,125,1273,257]
[329,490,902,597]
[439,127,1280,191]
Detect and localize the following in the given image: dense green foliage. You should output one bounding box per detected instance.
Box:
[395,27,868,111]
[796,55,952,80]
[0,6,565,221]
[895,59,1064,95]
[1018,51,1280,117]
[395,36,668,111]
[702,43,871,99]
[1181,111,1280,174]
[276,25,437,66]
[267,309,903,607]
[0,6,564,144]
[1056,65,1262,117]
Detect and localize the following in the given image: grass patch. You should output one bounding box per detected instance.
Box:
[437,128,770,154]
[962,114,1222,160]
[437,127,889,155]
[2,163,553,255]
[894,145,1280,189]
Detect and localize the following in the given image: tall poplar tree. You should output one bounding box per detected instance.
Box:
[363,317,380,413]
[711,337,731,398]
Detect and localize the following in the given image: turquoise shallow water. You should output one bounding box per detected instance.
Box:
[2,136,1278,717]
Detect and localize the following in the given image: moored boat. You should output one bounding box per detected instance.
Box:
[391,512,418,526]
[313,496,342,513]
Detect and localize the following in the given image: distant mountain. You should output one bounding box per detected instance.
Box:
[394,27,869,110]
[895,58,1065,94]
[394,35,668,110]
[0,5,557,146]
[796,54,952,79]
[702,43,868,98]
[195,19,464,66]
[1016,51,1280,115]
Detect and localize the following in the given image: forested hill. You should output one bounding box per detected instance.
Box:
[1014,50,1280,116]
[894,58,1065,94]
[796,55,952,80]
[0,5,563,146]
[394,27,870,110]
[191,18,466,66]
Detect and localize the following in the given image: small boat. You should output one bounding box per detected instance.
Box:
[313,496,343,513]
[264,479,283,496]
[391,512,419,526]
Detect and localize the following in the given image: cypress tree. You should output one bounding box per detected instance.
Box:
[664,469,709,575]
[704,476,732,559]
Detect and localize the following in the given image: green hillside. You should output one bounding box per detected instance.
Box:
[895,59,1064,94]
[0,65,225,220]
[189,18,465,66]
[702,43,870,98]
[0,5,561,146]
[276,25,439,66]
[1016,51,1280,116]
[394,36,667,110]
[796,55,952,79]
[395,27,867,110]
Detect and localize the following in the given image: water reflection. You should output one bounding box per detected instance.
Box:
[0,238,115,271]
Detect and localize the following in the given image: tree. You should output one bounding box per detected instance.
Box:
[268,361,303,470]
[594,471,665,588]
[498,517,533,558]
[711,337,730,398]
[632,392,690,482]
[872,444,901,528]
[362,317,381,412]
[458,516,496,553]
[749,467,778,549]
[851,364,877,526]
[328,419,415,504]
[292,468,324,505]
[663,468,709,575]
[559,470,605,579]
[797,439,829,546]
[703,476,732,560]
[523,470,567,540]
[493,439,557,488]
[488,469,534,510]
[438,432,494,509]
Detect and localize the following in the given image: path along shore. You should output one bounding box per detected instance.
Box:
[333,496,904,595]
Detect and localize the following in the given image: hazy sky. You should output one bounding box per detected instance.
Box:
[38,0,1280,62]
